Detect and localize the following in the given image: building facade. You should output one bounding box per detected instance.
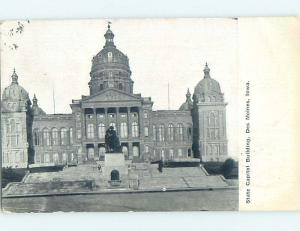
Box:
[1,25,228,168]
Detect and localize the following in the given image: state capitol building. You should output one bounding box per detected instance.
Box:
[1,24,228,169]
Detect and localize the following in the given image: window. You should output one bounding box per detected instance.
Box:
[160,149,165,160]
[98,123,106,139]
[178,149,182,157]
[144,113,148,119]
[122,146,128,157]
[52,128,58,145]
[120,122,128,138]
[43,129,50,146]
[169,149,174,159]
[61,128,68,145]
[132,122,139,137]
[44,153,50,163]
[77,129,81,139]
[87,124,94,139]
[34,129,39,145]
[69,128,73,144]
[133,146,139,157]
[118,83,123,90]
[53,153,59,164]
[100,84,104,90]
[108,52,113,62]
[145,145,149,153]
[16,123,21,145]
[158,125,165,141]
[152,125,156,141]
[168,123,174,141]
[177,123,183,141]
[144,127,149,137]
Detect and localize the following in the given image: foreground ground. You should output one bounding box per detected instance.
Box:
[2,188,238,212]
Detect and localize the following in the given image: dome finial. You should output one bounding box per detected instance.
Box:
[104,21,115,48]
[203,62,210,78]
[33,93,38,106]
[186,88,191,98]
[11,68,18,84]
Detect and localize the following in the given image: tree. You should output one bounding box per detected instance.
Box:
[220,158,235,178]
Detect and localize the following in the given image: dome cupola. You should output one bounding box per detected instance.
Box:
[193,63,224,103]
[89,23,133,95]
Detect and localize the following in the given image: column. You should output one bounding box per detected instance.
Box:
[116,107,119,135]
[93,108,97,139]
[128,142,133,160]
[104,108,108,129]
[127,107,131,138]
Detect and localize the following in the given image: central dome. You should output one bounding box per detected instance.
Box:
[89,24,133,95]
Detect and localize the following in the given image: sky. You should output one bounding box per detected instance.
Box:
[1,19,239,157]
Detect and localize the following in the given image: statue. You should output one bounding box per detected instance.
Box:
[105,126,122,153]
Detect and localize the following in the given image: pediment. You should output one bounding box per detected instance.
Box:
[82,89,141,103]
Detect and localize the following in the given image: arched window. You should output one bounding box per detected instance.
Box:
[69,128,73,144]
[98,123,105,139]
[61,128,68,145]
[52,128,58,145]
[120,122,128,138]
[168,123,174,141]
[153,125,157,141]
[43,128,50,146]
[34,129,39,145]
[177,123,183,141]
[87,124,94,139]
[158,124,165,141]
[132,122,139,138]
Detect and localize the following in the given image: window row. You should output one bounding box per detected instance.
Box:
[152,124,191,142]
[87,122,139,139]
[151,148,191,160]
[35,152,76,164]
[33,128,74,146]
[85,112,138,119]
[204,144,226,156]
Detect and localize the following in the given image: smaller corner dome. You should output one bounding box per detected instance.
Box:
[193,63,224,103]
[2,69,30,102]
[179,88,193,111]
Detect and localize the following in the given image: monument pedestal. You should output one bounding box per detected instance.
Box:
[102,152,129,186]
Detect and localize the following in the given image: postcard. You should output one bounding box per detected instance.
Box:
[1,18,299,212]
